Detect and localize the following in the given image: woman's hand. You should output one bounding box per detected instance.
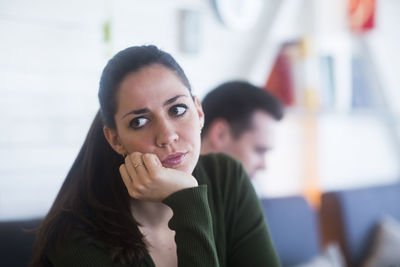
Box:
[119,152,198,201]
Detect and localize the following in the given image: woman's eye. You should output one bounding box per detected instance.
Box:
[129,117,148,129]
[169,104,187,117]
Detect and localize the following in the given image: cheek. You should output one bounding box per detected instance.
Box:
[118,129,155,154]
[182,112,201,138]
[125,138,147,153]
[181,122,201,146]
[242,144,260,167]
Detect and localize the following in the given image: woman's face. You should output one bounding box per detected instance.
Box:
[108,64,204,174]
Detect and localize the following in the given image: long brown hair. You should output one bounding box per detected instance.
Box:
[30,45,192,266]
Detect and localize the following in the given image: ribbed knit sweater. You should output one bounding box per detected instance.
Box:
[47,153,280,266]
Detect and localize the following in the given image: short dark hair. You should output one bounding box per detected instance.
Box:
[201,81,284,138]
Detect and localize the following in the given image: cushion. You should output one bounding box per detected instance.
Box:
[261,196,320,266]
[362,216,400,267]
[295,243,346,267]
[321,183,400,266]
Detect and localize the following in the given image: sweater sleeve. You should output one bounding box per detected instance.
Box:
[226,162,281,267]
[162,185,220,267]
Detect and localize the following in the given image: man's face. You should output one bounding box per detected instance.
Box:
[222,111,277,178]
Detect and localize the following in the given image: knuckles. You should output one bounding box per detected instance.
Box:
[142,153,152,161]
[119,152,171,201]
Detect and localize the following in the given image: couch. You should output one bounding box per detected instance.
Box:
[261,196,321,266]
[0,218,41,266]
[320,182,400,267]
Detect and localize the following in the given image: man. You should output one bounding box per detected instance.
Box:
[201,80,284,178]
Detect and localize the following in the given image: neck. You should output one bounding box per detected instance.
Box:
[131,200,173,228]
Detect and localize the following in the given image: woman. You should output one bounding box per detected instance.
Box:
[31,45,280,267]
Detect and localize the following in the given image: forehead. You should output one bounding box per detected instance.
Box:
[117,64,190,107]
[241,111,277,141]
[251,111,277,131]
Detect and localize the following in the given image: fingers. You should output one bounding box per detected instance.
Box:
[134,153,150,180]
[120,152,142,197]
[119,164,134,197]
[121,152,153,198]
[121,152,183,201]
[142,153,162,178]
[124,154,137,180]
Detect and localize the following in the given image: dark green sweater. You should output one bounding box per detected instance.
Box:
[47,153,280,266]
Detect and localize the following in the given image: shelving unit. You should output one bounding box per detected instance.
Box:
[253,0,400,203]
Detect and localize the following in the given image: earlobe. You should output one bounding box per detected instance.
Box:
[207,119,232,150]
[103,126,126,155]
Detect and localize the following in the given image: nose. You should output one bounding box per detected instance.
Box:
[257,156,267,171]
[155,120,179,147]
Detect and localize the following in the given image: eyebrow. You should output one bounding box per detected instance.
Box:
[122,94,188,119]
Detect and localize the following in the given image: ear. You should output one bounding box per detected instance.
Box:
[206,119,233,150]
[193,96,205,129]
[103,126,126,156]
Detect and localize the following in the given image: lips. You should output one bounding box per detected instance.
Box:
[161,152,186,168]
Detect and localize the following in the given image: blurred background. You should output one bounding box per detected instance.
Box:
[1,0,399,220]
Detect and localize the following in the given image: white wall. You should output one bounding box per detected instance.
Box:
[0,0,106,220]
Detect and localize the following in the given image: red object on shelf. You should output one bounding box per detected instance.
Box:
[265,48,295,106]
[349,0,375,32]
